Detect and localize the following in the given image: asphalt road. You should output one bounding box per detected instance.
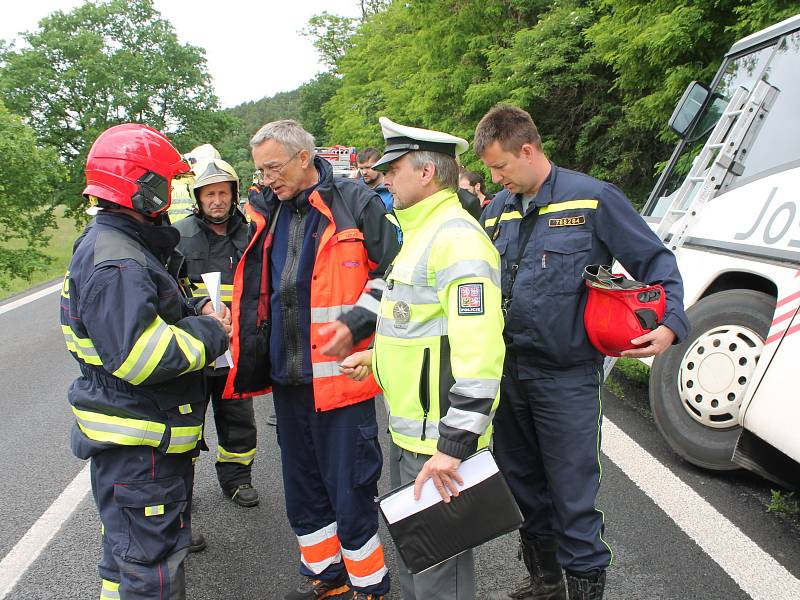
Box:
[1,283,798,599]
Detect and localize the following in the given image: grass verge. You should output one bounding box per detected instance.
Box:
[0,207,81,300]
[767,490,800,516]
[615,357,651,386]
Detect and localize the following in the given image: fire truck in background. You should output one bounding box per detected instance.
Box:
[316,146,358,177]
[639,13,800,489]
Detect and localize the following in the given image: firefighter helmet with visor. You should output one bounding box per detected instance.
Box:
[83,124,189,217]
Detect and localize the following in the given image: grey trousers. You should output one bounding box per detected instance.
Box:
[389,443,476,600]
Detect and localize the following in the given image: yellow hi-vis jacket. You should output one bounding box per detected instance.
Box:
[373,188,505,459]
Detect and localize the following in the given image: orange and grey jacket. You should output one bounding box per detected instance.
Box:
[224,157,400,410]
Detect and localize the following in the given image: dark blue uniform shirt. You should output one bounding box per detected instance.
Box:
[481,164,689,375]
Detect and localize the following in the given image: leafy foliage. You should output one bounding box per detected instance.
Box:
[0,0,227,219]
[0,100,62,284]
[212,91,302,194]
[299,72,343,146]
[301,12,359,70]
[314,0,796,204]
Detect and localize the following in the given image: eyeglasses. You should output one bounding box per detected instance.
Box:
[259,151,300,182]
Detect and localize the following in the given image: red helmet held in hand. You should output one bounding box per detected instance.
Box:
[583,265,666,357]
[83,124,190,217]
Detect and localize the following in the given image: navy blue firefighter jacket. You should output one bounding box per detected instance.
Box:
[480,164,690,374]
[61,211,229,459]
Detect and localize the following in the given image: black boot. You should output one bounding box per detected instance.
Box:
[566,570,605,600]
[224,483,260,507]
[188,532,207,553]
[488,536,566,599]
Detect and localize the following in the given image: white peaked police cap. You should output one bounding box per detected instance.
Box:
[372,116,469,172]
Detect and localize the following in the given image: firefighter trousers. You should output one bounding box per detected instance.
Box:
[91,446,194,600]
[493,359,613,574]
[272,382,390,596]
[207,374,257,491]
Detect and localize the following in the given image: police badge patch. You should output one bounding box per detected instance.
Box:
[393,301,411,329]
[458,283,484,315]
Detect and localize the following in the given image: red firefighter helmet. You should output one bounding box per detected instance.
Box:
[583,265,666,357]
[83,124,190,217]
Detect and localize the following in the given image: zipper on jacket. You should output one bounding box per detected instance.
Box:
[419,347,430,441]
[282,209,306,383]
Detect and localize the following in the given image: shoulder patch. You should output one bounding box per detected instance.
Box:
[94,229,147,267]
[457,283,484,316]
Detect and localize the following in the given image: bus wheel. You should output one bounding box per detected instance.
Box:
[650,289,774,471]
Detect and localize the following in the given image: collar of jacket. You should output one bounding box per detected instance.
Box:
[95,211,180,263]
[249,155,334,219]
[394,188,459,233]
[503,160,558,211]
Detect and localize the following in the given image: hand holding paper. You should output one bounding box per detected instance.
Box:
[414,451,463,503]
[201,272,234,369]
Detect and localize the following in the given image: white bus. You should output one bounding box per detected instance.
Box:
[643,14,800,489]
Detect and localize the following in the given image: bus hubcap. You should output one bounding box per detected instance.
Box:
[678,325,763,429]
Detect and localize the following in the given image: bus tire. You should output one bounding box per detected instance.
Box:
[649,289,774,471]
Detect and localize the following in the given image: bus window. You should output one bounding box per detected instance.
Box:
[724,32,800,190]
[646,44,775,218]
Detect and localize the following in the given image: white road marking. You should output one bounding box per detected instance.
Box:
[603,419,800,600]
[0,406,797,598]
[0,283,61,316]
[0,463,90,598]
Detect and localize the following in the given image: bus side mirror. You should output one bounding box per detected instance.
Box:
[668,81,710,139]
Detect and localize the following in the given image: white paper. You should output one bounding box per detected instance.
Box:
[379,450,499,524]
[201,271,233,369]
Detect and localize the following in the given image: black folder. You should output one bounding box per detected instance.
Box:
[377,449,523,574]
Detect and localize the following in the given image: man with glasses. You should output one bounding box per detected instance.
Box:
[224,120,399,600]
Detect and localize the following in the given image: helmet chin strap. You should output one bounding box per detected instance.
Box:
[199,203,233,225]
[201,212,231,225]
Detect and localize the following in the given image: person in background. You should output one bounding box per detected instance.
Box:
[174,156,260,508]
[356,147,394,212]
[460,169,493,209]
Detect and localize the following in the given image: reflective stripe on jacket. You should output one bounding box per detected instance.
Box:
[224,157,400,410]
[61,212,229,459]
[373,189,505,459]
[481,164,689,372]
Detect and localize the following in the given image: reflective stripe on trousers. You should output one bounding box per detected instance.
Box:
[298,522,342,574]
[341,532,388,588]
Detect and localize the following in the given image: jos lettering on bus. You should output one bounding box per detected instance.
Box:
[734,187,800,247]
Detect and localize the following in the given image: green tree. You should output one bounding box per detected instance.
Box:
[0,0,227,219]
[299,72,343,146]
[211,90,302,195]
[301,12,358,70]
[0,100,62,285]
[584,0,799,201]
[320,0,547,177]
[320,0,796,203]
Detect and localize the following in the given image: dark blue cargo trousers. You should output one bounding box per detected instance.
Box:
[91,445,194,599]
[493,358,613,574]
